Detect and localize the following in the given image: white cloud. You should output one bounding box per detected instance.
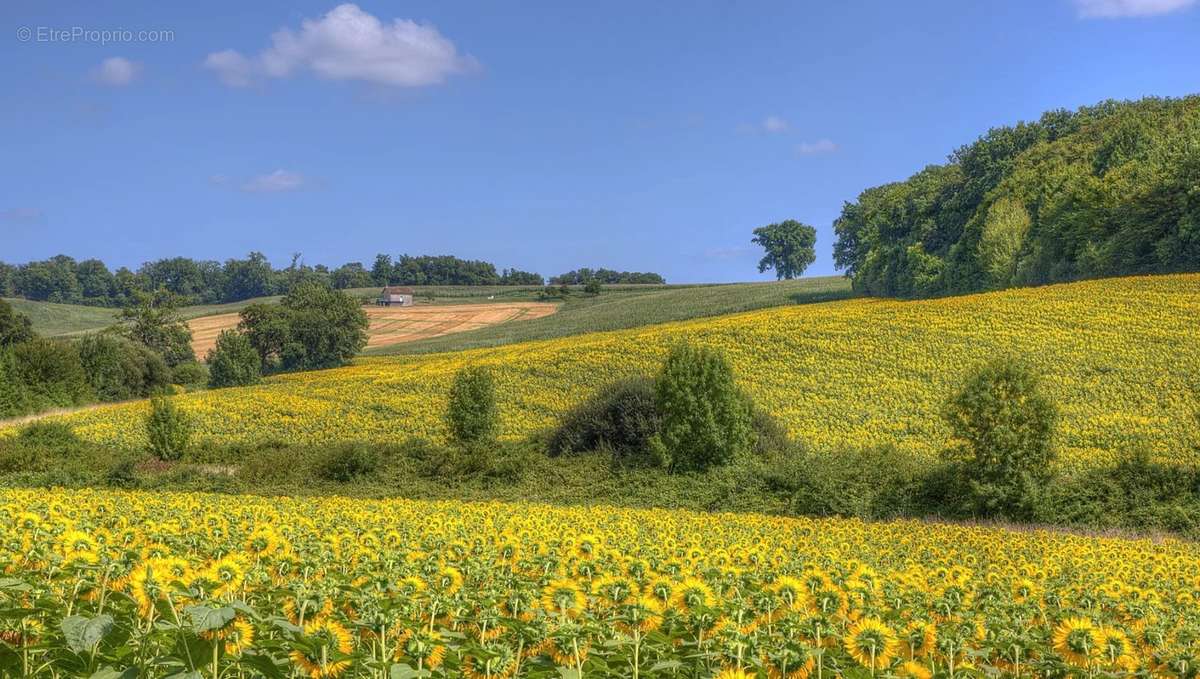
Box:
[204,49,255,87]
[92,57,142,86]
[239,169,309,193]
[762,115,790,133]
[0,208,45,223]
[1074,0,1195,17]
[796,139,839,155]
[204,3,477,88]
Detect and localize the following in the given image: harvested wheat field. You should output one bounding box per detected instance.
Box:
[188,302,558,357]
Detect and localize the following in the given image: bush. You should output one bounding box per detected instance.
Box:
[1032,449,1200,535]
[206,330,261,388]
[446,366,499,446]
[145,395,191,461]
[583,279,602,295]
[651,343,752,473]
[943,357,1058,519]
[763,444,925,520]
[0,299,34,347]
[0,347,31,418]
[316,443,381,483]
[75,333,171,401]
[0,421,90,475]
[9,338,93,411]
[171,361,210,388]
[549,377,660,464]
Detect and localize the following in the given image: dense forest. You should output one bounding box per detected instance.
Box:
[833,95,1200,297]
[0,253,547,307]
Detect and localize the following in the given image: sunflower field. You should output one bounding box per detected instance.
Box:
[2,488,1200,678]
[4,274,1198,469]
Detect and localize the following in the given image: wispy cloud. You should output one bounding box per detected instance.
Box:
[203,3,478,89]
[762,115,790,133]
[739,115,791,134]
[92,57,142,86]
[211,170,313,193]
[1073,0,1195,17]
[0,208,45,223]
[240,169,309,193]
[796,139,839,155]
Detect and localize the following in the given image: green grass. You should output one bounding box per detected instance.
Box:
[3,298,119,336]
[370,276,855,355]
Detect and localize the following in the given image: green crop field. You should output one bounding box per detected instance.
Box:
[373,276,854,354]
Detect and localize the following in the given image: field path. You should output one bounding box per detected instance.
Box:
[189,302,558,358]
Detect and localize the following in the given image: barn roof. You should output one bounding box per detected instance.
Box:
[381,286,415,295]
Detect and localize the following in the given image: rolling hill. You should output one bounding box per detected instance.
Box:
[10,273,1197,469]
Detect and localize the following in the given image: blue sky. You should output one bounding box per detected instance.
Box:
[2,0,1198,283]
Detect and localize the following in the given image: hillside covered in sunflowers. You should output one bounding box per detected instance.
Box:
[8,273,1198,469]
[4,488,1200,679]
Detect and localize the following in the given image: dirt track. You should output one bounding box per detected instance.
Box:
[189,302,558,359]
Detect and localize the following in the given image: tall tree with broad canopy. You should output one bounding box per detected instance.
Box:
[752,220,818,280]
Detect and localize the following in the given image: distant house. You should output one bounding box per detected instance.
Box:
[377,286,415,307]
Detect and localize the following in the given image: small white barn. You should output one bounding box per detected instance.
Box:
[377,286,415,307]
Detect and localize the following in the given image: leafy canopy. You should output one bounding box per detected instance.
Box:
[752,220,818,280]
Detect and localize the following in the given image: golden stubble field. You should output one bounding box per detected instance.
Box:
[188,302,559,357]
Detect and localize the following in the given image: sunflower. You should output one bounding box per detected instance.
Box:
[769,576,808,612]
[462,641,519,679]
[619,595,664,634]
[1052,617,1101,669]
[844,617,899,671]
[763,646,817,679]
[714,668,756,679]
[202,556,246,598]
[901,621,937,659]
[541,578,587,619]
[128,560,169,618]
[290,618,354,679]
[897,660,933,679]
[202,616,256,656]
[537,626,590,667]
[394,627,447,670]
[244,526,285,557]
[591,574,636,607]
[429,566,464,597]
[669,577,717,615]
[1095,626,1137,672]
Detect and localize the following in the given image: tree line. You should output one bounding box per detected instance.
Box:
[833,95,1200,298]
[0,252,674,307]
[548,268,666,285]
[0,253,546,308]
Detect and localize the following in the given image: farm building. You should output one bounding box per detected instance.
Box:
[377,286,415,307]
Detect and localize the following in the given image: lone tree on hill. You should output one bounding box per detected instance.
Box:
[752,220,817,280]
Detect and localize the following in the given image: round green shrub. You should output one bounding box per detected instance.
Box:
[549,377,660,464]
[446,366,498,446]
[145,395,192,461]
[652,343,752,473]
[206,330,261,388]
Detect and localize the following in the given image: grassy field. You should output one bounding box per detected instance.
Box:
[375,276,854,354]
[2,298,120,336]
[12,274,1198,469]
